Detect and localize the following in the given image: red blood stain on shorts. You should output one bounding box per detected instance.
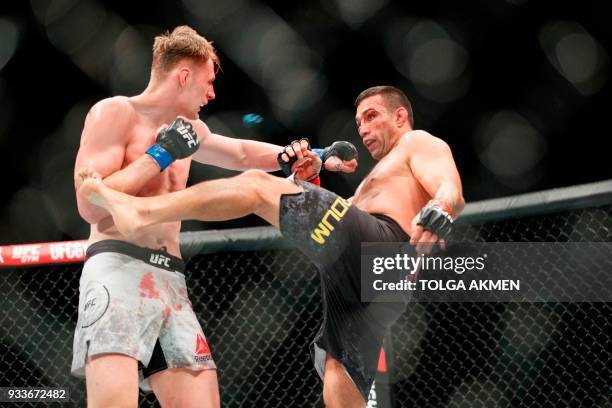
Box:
[140,272,160,299]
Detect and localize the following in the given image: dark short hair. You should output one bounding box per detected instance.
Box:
[355,86,414,127]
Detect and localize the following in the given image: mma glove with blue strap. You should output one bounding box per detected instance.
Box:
[277,138,358,177]
[146,118,200,171]
[312,141,359,167]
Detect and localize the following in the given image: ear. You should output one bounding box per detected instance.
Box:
[177,67,190,88]
[395,107,409,128]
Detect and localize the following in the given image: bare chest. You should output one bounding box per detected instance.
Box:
[353,150,430,216]
[124,125,191,196]
[354,154,411,200]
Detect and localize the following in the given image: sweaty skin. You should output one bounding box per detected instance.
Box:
[75,91,465,408]
[76,96,190,257]
[76,94,463,250]
[352,95,463,239]
[351,132,435,235]
[73,35,359,408]
[75,59,287,258]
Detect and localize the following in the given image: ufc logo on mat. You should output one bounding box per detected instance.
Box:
[178,125,197,148]
[150,254,171,267]
[311,197,351,244]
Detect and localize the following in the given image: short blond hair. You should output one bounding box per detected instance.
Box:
[152,26,220,76]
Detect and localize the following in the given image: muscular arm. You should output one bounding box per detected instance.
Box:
[74,98,161,224]
[407,131,465,217]
[191,121,281,171]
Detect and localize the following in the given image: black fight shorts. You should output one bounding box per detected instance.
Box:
[279,180,410,401]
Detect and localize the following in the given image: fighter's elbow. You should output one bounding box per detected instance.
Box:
[76,198,106,225]
[454,195,466,218]
[77,207,97,225]
[230,142,250,170]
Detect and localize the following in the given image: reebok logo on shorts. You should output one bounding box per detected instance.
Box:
[194,333,212,362]
[311,197,351,244]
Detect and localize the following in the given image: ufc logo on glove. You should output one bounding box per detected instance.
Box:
[177,125,197,148]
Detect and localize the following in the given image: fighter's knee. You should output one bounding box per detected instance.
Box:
[241,168,272,183]
[239,169,274,200]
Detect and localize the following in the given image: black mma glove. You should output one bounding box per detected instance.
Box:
[312,141,359,165]
[146,118,199,171]
[276,139,359,176]
[416,200,454,239]
[277,138,311,176]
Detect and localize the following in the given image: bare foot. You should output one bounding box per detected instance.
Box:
[76,167,146,236]
[76,167,105,207]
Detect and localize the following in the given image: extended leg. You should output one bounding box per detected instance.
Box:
[77,168,302,235]
[323,354,366,408]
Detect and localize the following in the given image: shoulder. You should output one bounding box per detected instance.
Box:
[401,130,450,152]
[80,97,135,145]
[86,96,135,126]
[401,130,446,145]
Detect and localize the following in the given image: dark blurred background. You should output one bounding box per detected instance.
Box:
[1,0,610,245]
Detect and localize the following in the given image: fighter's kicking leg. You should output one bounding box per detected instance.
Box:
[76,167,302,234]
[323,355,366,408]
[77,167,369,407]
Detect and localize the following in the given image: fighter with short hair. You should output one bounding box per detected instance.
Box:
[76,85,464,407]
[72,25,356,407]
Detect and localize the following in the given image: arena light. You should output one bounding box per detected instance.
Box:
[385,19,470,103]
[30,0,129,88]
[539,21,609,96]
[474,110,547,189]
[34,0,106,55]
[183,0,327,126]
[109,25,155,95]
[330,0,389,28]
[0,17,20,72]
[181,0,246,28]
[29,0,78,26]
